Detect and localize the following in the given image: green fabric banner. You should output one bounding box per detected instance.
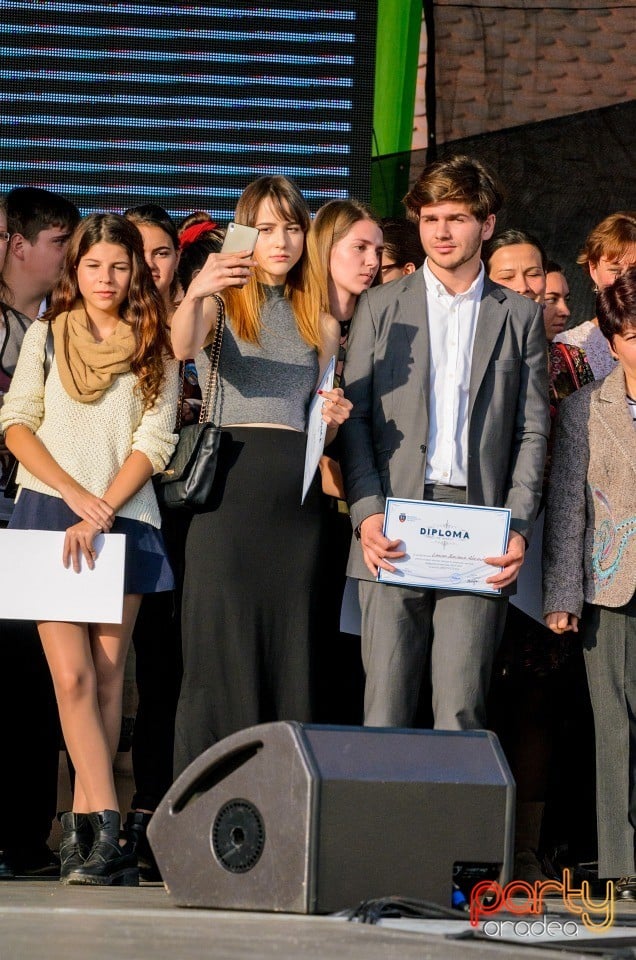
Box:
[372,0,422,213]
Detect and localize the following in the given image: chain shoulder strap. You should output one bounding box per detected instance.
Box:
[173,295,225,431]
[173,362,186,432]
[199,294,225,425]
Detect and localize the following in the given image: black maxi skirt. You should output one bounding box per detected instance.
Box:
[174,427,323,775]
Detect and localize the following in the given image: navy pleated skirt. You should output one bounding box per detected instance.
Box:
[9,489,174,594]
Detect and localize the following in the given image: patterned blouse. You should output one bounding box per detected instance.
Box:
[545,341,595,492]
[554,320,617,380]
[334,318,351,388]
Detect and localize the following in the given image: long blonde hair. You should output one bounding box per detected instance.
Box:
[307,199,382,314]
[222,176,322,349]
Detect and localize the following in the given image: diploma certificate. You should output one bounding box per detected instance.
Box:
[301,355,335,504]
[378,498,511,594]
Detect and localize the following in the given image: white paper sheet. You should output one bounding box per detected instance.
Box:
[509,508,545,623]
[339,575,362,635]
[301,355,335,504]
[0,530,126,623]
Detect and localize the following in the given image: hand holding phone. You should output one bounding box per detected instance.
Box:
[185,224,258,301]
[221,222,259,255]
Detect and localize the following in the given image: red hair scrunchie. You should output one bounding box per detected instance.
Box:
[179,220,219,249]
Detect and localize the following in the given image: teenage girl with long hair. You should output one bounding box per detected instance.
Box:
[124,203,182,314]
[0,213,179,886]
[170,175,351,775]
[121,203,192,880]
[306,199,383,724]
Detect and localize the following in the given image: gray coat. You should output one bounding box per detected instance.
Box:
[339,268,550,582]
[543,365,636,617]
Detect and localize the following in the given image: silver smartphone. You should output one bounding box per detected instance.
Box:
[221,222,259,254]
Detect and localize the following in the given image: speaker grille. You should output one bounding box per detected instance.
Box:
[212,799,265,873]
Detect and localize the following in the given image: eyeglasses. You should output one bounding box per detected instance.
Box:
[0,232,10,243]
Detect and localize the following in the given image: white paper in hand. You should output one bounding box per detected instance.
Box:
[0,530,126,623]
[301,355,335,504]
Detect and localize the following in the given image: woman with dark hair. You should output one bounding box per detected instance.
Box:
[0,194,16,515]
[483,227,548,303]
[177,222,225,294]
[120,207,219,880]
[176,209,217,239]
[544,267,636,899]
[124,203,182,312]
[171,176,351,773]
[484,230,594,427]
[484,228,594,883]
[379,216,424,283]
[0,213,179,885]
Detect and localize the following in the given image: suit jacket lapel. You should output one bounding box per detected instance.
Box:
[597,366,636,477]
[468,279,507,425]
[396,268,430,412]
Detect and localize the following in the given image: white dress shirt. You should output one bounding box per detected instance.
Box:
[424,258,484,486]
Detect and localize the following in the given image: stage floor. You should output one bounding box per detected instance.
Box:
[2,880,636,960]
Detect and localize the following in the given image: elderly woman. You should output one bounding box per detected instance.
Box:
[544,267,636,899]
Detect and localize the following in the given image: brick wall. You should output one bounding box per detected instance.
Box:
[413,0,635,147]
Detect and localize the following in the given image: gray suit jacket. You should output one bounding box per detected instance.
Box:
[543,365,636,616]
[339,268,550,582]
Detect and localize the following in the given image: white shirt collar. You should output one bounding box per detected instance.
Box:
[423,258,485,301]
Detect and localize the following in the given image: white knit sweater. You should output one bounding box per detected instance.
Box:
[0,319,179,528]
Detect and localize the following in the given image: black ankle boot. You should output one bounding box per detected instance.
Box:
[124,812,161,882]
[58,812,92,882]
[66,811,138,887]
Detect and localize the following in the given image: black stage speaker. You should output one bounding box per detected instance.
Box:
[148,722,514,913]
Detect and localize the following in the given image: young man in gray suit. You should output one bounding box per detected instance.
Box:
[339,155,550,731]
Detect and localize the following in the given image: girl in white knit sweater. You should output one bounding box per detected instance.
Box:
[0,213,179,886]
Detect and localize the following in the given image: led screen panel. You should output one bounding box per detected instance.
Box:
[0,1,377,220]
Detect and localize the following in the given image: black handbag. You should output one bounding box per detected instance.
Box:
[155,296,225,510]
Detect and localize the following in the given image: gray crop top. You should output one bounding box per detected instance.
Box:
[206,285,319,431]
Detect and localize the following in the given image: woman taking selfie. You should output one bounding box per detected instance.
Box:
[0,213,179,886]
[171,175,351,774]
[122,203,207,881]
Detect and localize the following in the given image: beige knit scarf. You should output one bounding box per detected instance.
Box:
[52,305,136,403]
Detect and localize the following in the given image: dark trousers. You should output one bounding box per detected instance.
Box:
[312,499,364,726]
[0,617,60,854]
[358,484,507,730]
[130,508,188,812]
[583,594,636,878]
